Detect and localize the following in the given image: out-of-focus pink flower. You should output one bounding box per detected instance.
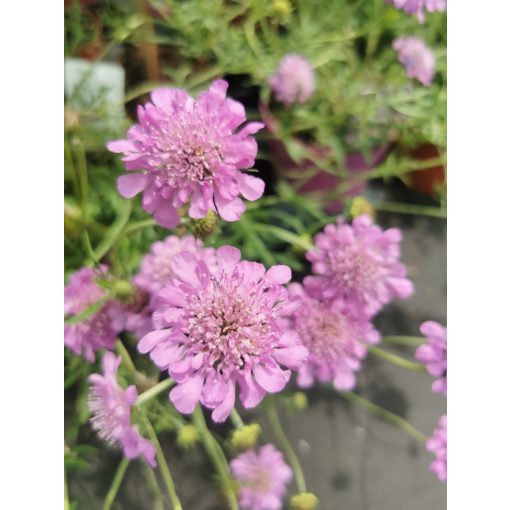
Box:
[88,352,156,467]
[230,444,292,510]
[134,235,216,300]
[305,215,414,318]
[269,54,315,105]
[416,321,447,394]
[393,37,436,86]
[107,80,265,228]
[138,246,308,422]
[64,266,125,362]
[387,0,446,24]
[289,283,380,391]
[426,415,447,481]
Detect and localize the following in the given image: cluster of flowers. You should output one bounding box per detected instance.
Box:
[64,60,445,505]
[416,320,447,481]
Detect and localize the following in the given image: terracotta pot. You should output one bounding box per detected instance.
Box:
[405,143,446,196]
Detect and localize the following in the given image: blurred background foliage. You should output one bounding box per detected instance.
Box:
[65,0,446,503]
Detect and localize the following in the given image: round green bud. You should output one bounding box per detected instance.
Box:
[177,425,200,449]
[350,197,375,220]
[290,492,320,510]
[112,280,136,301]
[292,392,308,411]
[231,423,262,451]
[189,210,219,240]
[272,0,292,18]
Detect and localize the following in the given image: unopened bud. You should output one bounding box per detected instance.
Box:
[189,210,219,240]
[290,492,319,510]
[272,0,292,19]
[112,280,136,302]
[177,425,200,449]
[292,392,308,411]
[350,197,375,220]
[231,423,262,451]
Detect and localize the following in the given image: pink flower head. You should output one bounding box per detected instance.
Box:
[416,321,447,394]
[107,80,265,228]
[138,246,308,422]
[134,235,216,300]
[88,352,156,467]
[387,0,446,24]
[393,37,436,86]
[269,54,315,105]
[426,415,447,481]
[230,444,292,510]
[289,283,380,391]
[64,266,125,362]
[305,215,414,318]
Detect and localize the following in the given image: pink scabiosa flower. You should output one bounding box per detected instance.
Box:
[107,80,265,228]
[134,235,216,300]
[269,54,315,105]
[230,444,292,510]
[387,0,446,24]
[289,283,380,391]
[416,321,447,394]
[138,246,308,422]
[305,215,414,318]
[64,266,125,362]
[88,352,156,467]
[393,37,436,86]
[426,415,447,481]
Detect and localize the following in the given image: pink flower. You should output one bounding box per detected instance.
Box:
[230,444,292,510]
[88,352,156,467]
[289,283,380,391]
[387,0,446,24]
[107,80,265,228]
[64,267,125,362]
[138,246,308,422]
[305,215,414,318]
[269,54,315,105]
[426,415,447,481]
[393,37,436,86]
[416,321,447,394]
[134,235,216,300]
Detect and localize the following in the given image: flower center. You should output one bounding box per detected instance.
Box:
[184,273,277,374]
[330,246,379,297]
[149,107,225,186]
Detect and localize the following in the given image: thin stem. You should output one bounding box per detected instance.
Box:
[368,345,426,372]
[142,413,183,510]
[143,460,165,510]
[103,457,130,510]
[341,391,427,443]
[229,408,245,430]
[120,218,158,239]
[381,336,424,347]
[192,407,239,510]
[136,379,175,407]
[375,201,447,219]
[94,200,133,261]
[266,400,307,493]
[115,340,137,374]
[64,466,70,510]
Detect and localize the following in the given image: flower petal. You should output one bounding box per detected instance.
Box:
[239,174,265,201]
[169,374,204,414]
[117,173,148,198]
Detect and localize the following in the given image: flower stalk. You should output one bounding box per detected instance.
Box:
[368,345,426,372]
[103,457,130,510]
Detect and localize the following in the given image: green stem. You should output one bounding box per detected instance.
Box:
[143,459,165,510]
[375,202,446,218]
[192,407,239,510]
[266,400,307,493]
[381,336,424,346]
[229,409,244,430]
[115,339,138,373]
[103,457,130,510]
[142,413,183,510]
[65,293,111,324]
[136,379,175,407]
[120,218,158,238]
[341,391,427,443]
[253,224,313,251]
[64,466,70,510]
[368,345,426,372]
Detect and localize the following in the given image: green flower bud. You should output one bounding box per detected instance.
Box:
[292,392,308,411]
[189,210,219,240]
[112,280,136,302]
[177,425,200,449]
[290,492,320,510]
[231,423,262,451]
[350,197,375,220]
